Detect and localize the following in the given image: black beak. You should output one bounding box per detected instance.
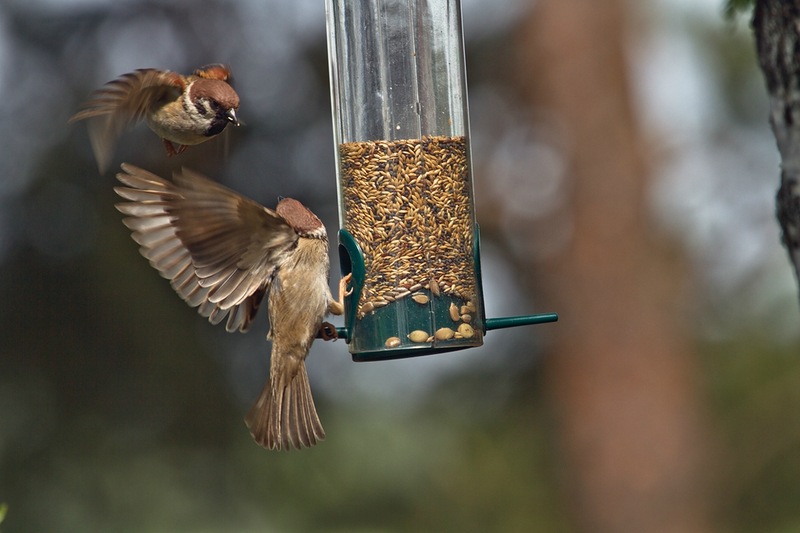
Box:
[226,109,240,126]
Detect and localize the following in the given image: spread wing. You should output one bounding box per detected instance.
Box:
[70,69,185,172]
[114,163,298,333]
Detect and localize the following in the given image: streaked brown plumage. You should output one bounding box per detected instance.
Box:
[71,65,240,172]
[114,163,349,450]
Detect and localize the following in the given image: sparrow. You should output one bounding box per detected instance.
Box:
[113,163,350,450]
[70,64,240,172]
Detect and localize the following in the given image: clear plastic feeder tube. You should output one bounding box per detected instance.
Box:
[326,0,483,360]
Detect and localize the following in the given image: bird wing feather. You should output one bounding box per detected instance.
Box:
[114,163,298,333]
[192,64,234,82]
[70,69,185,172]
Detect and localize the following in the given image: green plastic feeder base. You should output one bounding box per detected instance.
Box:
[335,227,558,362]
[334,312,559,361]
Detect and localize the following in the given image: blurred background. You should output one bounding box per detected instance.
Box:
[1,0,798,531]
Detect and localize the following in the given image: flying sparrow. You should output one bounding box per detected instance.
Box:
[71,64,240,172]
[114,163,350,450]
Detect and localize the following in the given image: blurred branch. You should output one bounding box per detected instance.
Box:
[752,0,800,306]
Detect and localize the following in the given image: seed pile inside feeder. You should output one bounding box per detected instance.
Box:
[340,135,477,318]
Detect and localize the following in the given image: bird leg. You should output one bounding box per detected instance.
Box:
[162,139,189,156]
[319,273,353,341]
[163,139,178,156]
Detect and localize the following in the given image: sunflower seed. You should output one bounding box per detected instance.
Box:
[434,327,455,340]
[457,323,475,339]
[384,336,402,348]
[407,330,430,343]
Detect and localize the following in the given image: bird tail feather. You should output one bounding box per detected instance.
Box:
[245,360,325,451]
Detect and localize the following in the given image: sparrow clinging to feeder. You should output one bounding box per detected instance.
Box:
[70,64,240,172]
[114,164,350,450]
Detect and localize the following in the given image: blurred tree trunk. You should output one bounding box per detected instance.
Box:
[510,1,713,532]
[752,0,800,303]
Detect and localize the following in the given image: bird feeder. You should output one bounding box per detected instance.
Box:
[325,0,557,361]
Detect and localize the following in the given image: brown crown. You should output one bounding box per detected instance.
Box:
[188,79,239,110]
[276,198,326,238]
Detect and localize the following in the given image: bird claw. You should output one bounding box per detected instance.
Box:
[319,322,338,341]
[340,273,353,298]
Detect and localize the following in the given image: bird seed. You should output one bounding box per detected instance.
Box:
[339,135,478,319]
